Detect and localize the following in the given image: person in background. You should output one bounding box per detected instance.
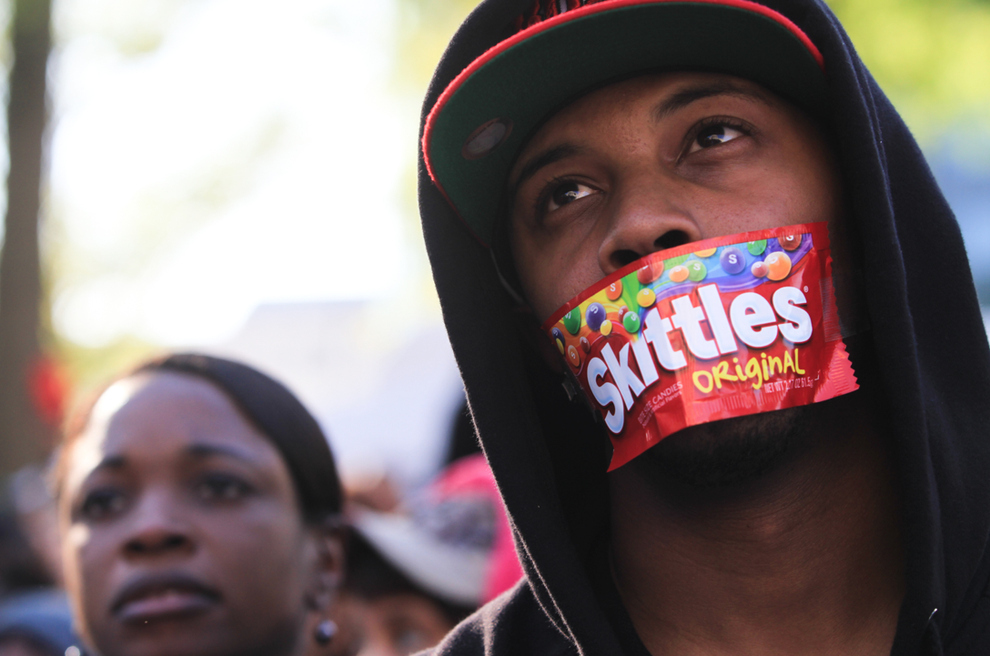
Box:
[0,511,51,603]
[0,467,78,656]
[325,454,522,656]
[7,464,62,590]
[55,353,346,656]
[0,589,77,656]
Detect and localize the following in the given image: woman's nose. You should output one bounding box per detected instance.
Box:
[597,178,701,274]
[122,491,194,559]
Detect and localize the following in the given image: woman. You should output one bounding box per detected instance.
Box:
[55,354,344,656]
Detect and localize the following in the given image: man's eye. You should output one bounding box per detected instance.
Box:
[195,474,251,502]
[80,488,127,521]
[546,181,594,213]
[688,123,746,153]
[392,627,431,653]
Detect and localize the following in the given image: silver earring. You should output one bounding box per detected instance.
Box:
[314,619,337,645]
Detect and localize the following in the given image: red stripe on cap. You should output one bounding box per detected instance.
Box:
[422,0,825,191]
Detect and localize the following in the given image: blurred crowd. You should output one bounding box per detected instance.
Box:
[0,353,522,656]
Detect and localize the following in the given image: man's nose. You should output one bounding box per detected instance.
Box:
[122,491,194,559]
[597,177,701,274]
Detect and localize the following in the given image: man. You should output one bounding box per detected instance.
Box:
[417,0,990,654]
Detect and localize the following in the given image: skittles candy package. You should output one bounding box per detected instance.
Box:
[543,222,858,471]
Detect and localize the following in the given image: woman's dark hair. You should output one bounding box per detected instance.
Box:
[59,353,343,521]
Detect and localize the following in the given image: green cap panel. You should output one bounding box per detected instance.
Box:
[426,2,827,245]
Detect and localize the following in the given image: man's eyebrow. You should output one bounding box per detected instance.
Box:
[508,143,585,202]
[651,82,774,123]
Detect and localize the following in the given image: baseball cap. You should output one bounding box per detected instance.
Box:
[350,455,523,607]
[422,0,828,246]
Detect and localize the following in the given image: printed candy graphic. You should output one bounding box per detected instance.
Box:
[543,222,858,471]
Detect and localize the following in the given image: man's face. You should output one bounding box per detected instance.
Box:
[508,72,842,323]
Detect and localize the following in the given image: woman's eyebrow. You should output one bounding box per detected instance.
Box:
[91,454,126,474]
[186,442,259,463]
[508,143,585,202]
[651,82,773,123]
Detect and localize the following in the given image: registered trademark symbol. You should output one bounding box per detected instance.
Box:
[804,286,809,292]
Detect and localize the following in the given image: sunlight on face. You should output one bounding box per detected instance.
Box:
[63,377,146,497]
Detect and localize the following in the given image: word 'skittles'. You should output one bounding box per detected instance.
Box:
[544,222,858,471]
[590,284,812,433]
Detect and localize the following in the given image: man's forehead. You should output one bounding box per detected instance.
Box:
[508,71,784,183]
[541,71,777,127]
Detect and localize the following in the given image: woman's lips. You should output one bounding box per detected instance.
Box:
[111,572,221,624]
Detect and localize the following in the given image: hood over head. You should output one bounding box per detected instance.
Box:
[417,1,990,653]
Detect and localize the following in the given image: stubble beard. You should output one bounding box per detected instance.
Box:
[631,405,815,490]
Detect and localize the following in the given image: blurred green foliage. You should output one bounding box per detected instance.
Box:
[391,0,477,95]
[391,0,990,147]
[54,0,190,56]
[827,0,990,146]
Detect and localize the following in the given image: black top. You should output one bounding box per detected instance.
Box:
[417,0,990,653]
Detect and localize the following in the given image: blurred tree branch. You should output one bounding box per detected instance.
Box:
[0,0,53,475]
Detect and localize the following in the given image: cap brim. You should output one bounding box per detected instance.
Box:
[353,509,489,606]
[423,0,827,246]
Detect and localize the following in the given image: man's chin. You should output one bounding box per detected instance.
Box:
[631,406,815,490]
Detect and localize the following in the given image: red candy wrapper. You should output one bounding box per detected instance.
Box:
[543,222,858,471]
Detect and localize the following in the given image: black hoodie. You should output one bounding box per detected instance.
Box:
[417,1,990,653]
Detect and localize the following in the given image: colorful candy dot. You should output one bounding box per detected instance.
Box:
[562,308,582,335]
[622,311,642,334]
[600,319,613,336]
[637,259,664,284]
[669,265,689,283]
[618,306,629,322]
[751,261,769,278]
[779,234,802,251]
[555,339,565,354]
[765,251,792,281]
[637,288,656,308]
[694,247,717,258]
[580,336,591,353]
[606,280,623,301]
[687,260,707,282]
[719,246,746,275]
[567,344,581,368]
[585,302,606,332]
[747,240,767,256]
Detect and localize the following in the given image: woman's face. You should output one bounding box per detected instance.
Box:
[58,371,340,656]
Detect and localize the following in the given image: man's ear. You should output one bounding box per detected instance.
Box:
[306,517,346,611]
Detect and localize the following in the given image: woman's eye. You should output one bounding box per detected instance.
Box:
[195,474,251,502]
[80,488,127,521]
[689,123,746,153]
[545,181,594,213]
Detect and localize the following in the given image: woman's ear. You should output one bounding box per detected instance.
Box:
[306,517,346,611]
